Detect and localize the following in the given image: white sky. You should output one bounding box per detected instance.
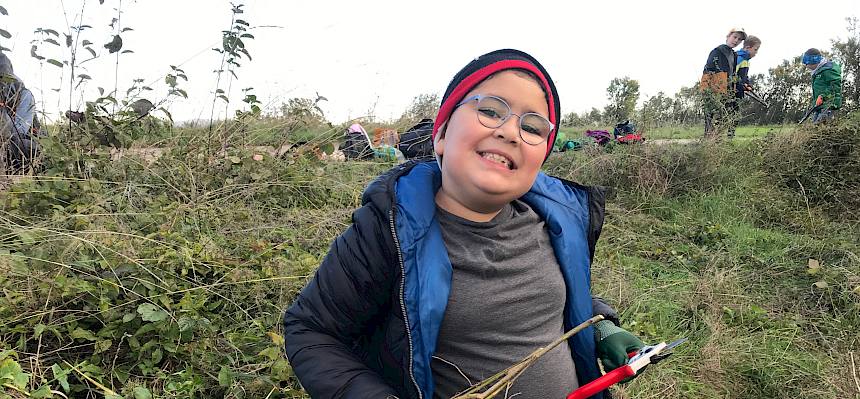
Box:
[2,0,859,124]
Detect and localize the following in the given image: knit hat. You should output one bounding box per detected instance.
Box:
[802,48,823,65]
[432,49,560,161]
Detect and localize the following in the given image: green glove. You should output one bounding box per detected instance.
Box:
[594,320,645,379]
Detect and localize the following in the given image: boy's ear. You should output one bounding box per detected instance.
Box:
[433,121,448,158]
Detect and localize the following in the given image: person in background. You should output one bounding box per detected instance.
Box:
[700,28,746,138]
[801,48,842,124]
[0,52,42,173]
[735,35,761,101]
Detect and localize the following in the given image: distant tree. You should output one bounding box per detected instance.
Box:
[671,86,702,125]
[640,91,673,129]
[756,58,809,123]
[831,17,859,112]
[398,93,439,125]
[604,77,640,123]
[561,111,583,127]
[279,97,329,127]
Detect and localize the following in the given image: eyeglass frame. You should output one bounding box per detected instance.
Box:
[455,94,555,146]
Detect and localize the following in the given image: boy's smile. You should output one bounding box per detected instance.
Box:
[434,70,549,222]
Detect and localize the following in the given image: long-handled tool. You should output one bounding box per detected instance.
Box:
[566,338,688,399]
[798,107,816,124]
[745,90,769,108]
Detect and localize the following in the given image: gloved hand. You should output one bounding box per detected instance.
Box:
[595,320,645,381]
[815,95,824,107]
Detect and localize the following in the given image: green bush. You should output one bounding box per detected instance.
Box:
[759,112,860,220]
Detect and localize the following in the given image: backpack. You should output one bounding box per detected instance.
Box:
[397,118,434,160]
[342,123,374,160]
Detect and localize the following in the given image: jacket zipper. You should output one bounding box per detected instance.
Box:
[389,207,423,399]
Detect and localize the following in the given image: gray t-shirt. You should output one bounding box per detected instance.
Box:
[431,200,579,399]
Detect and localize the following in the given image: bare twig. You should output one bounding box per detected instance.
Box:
[451,315,604,399]
[851,351,860,394]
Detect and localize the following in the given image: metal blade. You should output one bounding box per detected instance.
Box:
[663,338,688,352]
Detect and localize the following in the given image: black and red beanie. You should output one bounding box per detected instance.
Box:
[432,49,561,161]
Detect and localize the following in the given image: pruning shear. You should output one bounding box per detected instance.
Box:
[566,338,687,399]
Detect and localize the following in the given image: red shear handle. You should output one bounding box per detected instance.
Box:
[566,365,635,399]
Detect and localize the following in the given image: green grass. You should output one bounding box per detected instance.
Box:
[559,124,793,140]
[1,119,858,398]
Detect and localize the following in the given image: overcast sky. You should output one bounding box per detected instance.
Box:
[2,0,858,124]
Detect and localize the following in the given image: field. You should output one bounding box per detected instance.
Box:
[1,115,859,399]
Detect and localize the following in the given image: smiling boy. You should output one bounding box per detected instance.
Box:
[283,49,643,399]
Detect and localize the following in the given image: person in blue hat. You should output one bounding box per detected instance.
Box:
[801,48,842,124]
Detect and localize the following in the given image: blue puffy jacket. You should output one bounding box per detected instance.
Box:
[283,161,615,399]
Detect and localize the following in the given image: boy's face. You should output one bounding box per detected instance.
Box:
[435,70,549,215]
[726,32,744,48]
[747,44,760,58]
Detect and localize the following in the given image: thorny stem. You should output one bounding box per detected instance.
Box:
[450,315,604,399]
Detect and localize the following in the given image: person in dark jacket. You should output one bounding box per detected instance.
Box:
[283,49,645,399]
[0,52,41,173]
[700,28,746,138]
[801,48,842,124]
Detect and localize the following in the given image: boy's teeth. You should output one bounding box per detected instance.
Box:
[481,152,510,167]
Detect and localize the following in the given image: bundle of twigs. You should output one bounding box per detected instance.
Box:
[450,315,604,399]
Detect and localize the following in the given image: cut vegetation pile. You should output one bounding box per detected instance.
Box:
[1,117,859,398]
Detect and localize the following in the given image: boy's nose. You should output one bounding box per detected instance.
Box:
[494,116,520,144]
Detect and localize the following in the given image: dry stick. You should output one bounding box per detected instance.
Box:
[851,351,860,394]
[451,315,604,399]
[64,361,119,397]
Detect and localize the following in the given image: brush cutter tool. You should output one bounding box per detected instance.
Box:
[566,338,687,399]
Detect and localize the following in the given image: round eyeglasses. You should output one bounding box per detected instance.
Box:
[456,94,554,145]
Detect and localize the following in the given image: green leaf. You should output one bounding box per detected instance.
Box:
[258,347,281,361]
[177,316,194,332]
[228,156,241,164]
[217,366,233,387]
[0,29,11,39]
[71,327,98,341]
[44,38,60,46]
[47,59,64,68]
[136,303,168,322]
[813,281,829,289]
[133,387,152,399]
[33,323,46,338]
[0,6,8,15]
[30,385,52,398]
[94,339,112,354]
[51,364,69,392]
[122,312,137,323]
[151,348,162,364]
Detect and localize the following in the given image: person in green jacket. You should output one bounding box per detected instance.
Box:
[801,48,842,124]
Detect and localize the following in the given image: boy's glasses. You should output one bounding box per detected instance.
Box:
[456,95,554,146]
